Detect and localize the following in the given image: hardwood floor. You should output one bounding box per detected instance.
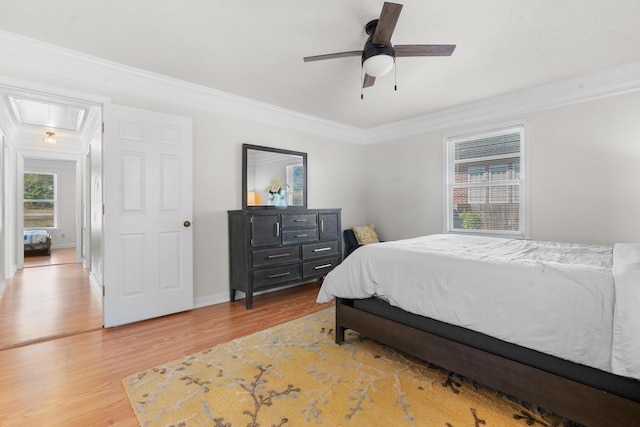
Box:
[24,247,77,268]
[0,253,103,350]
[0,281,332,426]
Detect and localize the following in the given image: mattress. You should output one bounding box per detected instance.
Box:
[317,233,640,380]
[24,229,50,244]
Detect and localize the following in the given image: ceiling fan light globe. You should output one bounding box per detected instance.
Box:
[362,54,394,77]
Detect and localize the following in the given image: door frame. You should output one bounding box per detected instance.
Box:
[16,151,83,269]
[0,77,108,275]
[0,77,195,328]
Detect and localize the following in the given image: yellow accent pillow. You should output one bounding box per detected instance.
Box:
[352,224,379,244]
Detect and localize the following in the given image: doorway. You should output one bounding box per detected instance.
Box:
[0,85,104,349]
[1,80,195,341]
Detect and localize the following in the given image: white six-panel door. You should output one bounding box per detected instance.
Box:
[102,104,193,327]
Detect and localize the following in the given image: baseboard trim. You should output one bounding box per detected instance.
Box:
[89,271,103,298]
[51,243,77,249]
[193,283,309,309]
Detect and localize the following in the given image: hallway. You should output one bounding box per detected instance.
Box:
[24,247,77,268]
[0,249,102,350]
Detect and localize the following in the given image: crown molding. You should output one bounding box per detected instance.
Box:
[0,30,367,144]
[366,61,640,143]
[0,30,639,145]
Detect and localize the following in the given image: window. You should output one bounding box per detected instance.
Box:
[446,124,526,236]
[286,164,304,206]
[24,172,57,228]
[467,166,485,204]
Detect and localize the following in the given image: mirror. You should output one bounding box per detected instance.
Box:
[242,144,307,209]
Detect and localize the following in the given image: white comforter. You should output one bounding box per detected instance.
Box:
[318,234,640,380]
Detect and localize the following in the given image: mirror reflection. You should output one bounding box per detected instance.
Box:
[244,145,306,208]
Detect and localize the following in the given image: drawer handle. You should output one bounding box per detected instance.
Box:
[314,263,332,270]
[267,253,291,259]
[294,219,308,222]
[295,234,308,238]
[268,272,291,279]
[313,247,332,253]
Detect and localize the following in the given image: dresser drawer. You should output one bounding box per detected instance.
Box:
[282,228,318,244]
[302,241,339,259]
[281,213,317,228]
[253,264,302,289]
[252,246,300,267]
[303,256,340,278]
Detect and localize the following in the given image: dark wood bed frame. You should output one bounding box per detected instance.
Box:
[336,298,640,427]
[24,236,52,256]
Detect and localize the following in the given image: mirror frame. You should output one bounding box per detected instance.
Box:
[242,143,308,209]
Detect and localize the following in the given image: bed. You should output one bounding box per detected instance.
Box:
[24,229,51,256]
[317,234,640,427]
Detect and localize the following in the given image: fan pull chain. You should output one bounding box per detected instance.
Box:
[394,60,398,91]
[360,67,364,100]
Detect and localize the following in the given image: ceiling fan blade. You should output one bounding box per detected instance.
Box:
[363,74,376,88]
[394,44,457,57]
[372,2,403,45]
[303,50,362,62]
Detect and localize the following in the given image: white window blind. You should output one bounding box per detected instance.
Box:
[446,125,525,236]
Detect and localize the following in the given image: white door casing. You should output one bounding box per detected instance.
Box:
[103,104,193,327]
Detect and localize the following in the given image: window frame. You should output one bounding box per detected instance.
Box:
[443,121,529,238]
[467,166,486,204]
[23,171,58,230]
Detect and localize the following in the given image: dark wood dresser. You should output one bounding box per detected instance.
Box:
[228,208,342,309]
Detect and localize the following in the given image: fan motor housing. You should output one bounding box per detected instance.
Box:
[362,39,395,64]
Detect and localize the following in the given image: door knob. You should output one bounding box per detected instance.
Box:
[183,220,191,228]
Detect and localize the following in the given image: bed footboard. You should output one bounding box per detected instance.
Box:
[335,298,640,427]
[24,236,52,256]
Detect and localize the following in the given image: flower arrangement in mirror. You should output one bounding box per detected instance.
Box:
[265,178,287,208]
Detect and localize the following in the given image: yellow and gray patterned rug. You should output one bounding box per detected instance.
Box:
[123,308,574,426]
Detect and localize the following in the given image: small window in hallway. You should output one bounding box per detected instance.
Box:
[24,172,57,228]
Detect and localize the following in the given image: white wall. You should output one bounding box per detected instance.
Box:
[3,140,16,276]
[0,132,5,287]
[23,158,76,248]
[89,126,103,287]
[184,109,366,304]
[364,90,640,245]
[528,92,640,244]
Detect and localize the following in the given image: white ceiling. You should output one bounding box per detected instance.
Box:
[0,0,639,129]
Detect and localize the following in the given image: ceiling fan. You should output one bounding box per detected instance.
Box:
[303,2,456,89]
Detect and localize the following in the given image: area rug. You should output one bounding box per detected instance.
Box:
[123,308,576,427]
